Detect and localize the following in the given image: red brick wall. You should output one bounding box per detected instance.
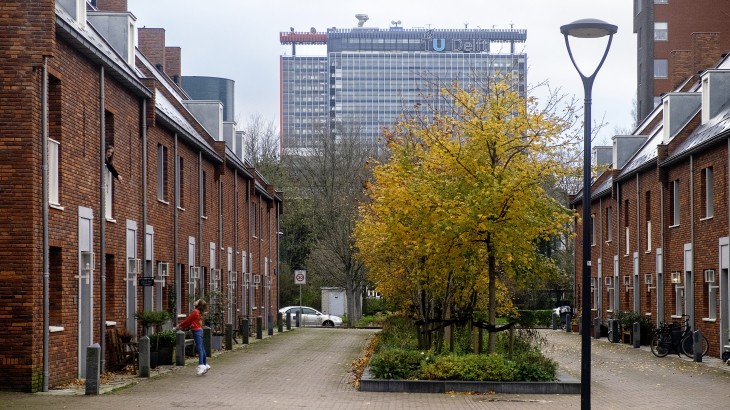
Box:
[96,0,127,12]
[138,28,166,71]
[165,47,181,85]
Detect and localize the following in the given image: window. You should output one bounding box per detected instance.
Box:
[105,167,113,219]
[624,200,630,255]
[591,214,596,246]
[606,207,612,241]
[671,180,680,226]
[48,75,61,207]
[49,138,60,206]
[176,156,184,208]
[702,167,713,218]
[251,203,257,237]
[157,144,168,202]
[646,191,651,251]
[655,0,668,3]
[49,246,62,325]
[202,171,207,217]
[591,278,598,310]
[706,269,717,320]
[654,59,668,78]
[654,22,668,41]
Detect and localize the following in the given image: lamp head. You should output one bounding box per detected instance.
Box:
[560,18,617,38]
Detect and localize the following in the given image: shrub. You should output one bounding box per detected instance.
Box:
[508,310,553,328]
[370,349,436,379]
[373,315,418,353]
[421,353,517,381]
[512,351,557,381]
[149,329,177,350]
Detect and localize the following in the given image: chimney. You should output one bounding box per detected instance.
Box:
[669,50,693,90]
[165,47,182,85]
[692,32,720,75]
[138,28,166,71]
[95,0,128,11]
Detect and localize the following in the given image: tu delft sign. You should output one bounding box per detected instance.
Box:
[421,29,489,52]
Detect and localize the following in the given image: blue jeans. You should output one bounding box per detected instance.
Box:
[192,329,207,366]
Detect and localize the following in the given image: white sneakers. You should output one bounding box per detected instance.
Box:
[205,364,211,371]
[196,364,211,375]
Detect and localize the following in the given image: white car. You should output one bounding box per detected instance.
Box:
[279,306,342,327]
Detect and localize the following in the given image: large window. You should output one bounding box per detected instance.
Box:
[654,22,668,41]
[202,171,207,217]
[606,207,612,241]
[591,214,596,246]
[671,180,680,226]
[624,200,630,255]
[702,167,714,218]
[176,155,184,209]
[654,59,668,78]
[49,139,60,206]
[48,75,61,207]
[157,144,168,202]
[646,191,652,252]
[251,202,257,237]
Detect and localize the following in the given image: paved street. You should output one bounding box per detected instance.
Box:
[1,328,729,409]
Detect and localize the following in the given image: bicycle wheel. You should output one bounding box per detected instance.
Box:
[681,334,710,357]
[608,330,616,343]
[651,333,669,357]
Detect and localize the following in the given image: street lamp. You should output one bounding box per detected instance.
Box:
[560,18,617,410]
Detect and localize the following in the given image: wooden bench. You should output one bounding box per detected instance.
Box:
[107,328,139,372]
[621,327,632,344]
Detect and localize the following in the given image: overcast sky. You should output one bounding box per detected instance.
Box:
[127,0,635,143]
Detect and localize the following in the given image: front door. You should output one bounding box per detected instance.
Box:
[78,206,94,378]
[145,225,155,312]
[126,220,138,335]
[188,236,196,311]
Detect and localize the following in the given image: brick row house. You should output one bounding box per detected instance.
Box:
[573,33,730,359]
[0,0,282,392]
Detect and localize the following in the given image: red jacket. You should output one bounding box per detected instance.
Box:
[178,309,202,331]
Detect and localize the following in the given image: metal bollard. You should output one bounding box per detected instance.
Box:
[552,313,558,330]
[203,326,212,357]
[242,319,249,344]
[176,330,186,366]
[694,330,703,362]
[85,343,101,395]
[139,336,150,378]
[296,311,301,327]
[225,324,233,350]
[286,312,291,329]
[566,314,572,332]
[611,320,619,343]
[278,312,283,332]
[268,314,274,336]
[257,316,263,339]
[594,317,600,339]
[633,322,640,348]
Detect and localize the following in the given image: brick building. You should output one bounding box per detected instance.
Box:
[573,32,730,359]
[634,0,730,122]
[0,0,282,392]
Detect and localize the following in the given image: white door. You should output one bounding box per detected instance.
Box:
[684,243,693,326]
[188,237,196,311]
[720,238,729,354]
[126,220,138,335]
[146,225,155,311]
[78,206,94,379]
[209,242,216,293]
[227,247,233,323]
[329,292,345,316]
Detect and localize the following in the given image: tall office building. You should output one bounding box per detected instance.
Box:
[634,0,730,122]
[280,16,527,152]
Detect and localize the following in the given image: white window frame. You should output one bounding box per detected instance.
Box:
[49,138,60,206]
[625,227,630,255]
[705,167,714,218]
[646,221,652,252]
[654,59,668,78]
[105,168,113,220]
[591,214,596,246]
[672,180,680,226]
[706,269,718,320]
[606,207,612,241]
[157,144,166,202]
[654,22,668,41]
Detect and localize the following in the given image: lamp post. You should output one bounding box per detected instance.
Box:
[560,18,617,410]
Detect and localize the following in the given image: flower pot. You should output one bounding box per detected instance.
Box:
[572,324,579,332]
[120,336,132,343]
[150,351,158,369]
[156,347,174,365]
[211,335,223,350]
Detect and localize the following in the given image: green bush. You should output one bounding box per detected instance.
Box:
[422,353,517,381]
[508,310,553,328]
[370,349,437,379]
[149,329,177,350]
[373,315,418,353]
[364,298,390,315]
[512,351,557,381]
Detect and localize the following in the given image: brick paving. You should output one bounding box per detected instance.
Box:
[1,328,730,409]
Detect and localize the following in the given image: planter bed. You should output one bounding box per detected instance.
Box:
[360,365,579,394]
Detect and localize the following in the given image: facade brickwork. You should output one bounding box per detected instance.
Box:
[0,1,282,392]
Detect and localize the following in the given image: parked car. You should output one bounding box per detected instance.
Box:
[279,306,342,327]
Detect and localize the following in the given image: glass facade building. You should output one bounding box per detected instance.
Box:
[281,27,527,152]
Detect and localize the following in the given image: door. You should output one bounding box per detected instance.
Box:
[188,237,196,311]
[656,248,663,325]
[684,243,693,326]
[227,247,233,324]
[78,206,94,379]
[125,220,138,335]
[302,308,317,326]
[720,238,729,354]
[209,242,216,294]
[146,225,155,312]
[329,291,345,316]
[633,252,640,313]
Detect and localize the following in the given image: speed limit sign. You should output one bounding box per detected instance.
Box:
[294,270,307,285]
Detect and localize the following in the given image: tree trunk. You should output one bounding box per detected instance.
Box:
[487,238,497,354]
[345,276,355,326]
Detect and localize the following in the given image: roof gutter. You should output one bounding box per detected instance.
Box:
[659,128,730,168]
[155,108,223,163]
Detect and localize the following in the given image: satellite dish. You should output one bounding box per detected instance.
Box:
[355,14,369,27]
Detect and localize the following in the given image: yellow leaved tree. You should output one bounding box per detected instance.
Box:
[355,74,582,353]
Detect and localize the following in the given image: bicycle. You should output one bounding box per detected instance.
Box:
[650,315,709,358]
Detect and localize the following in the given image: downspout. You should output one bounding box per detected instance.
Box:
[690,155,695,328]
[617,184,621,311]
[636,173,640,313]
[599,197,603,319]
[277,202,280,312]
[659,172,665,326]
[198,151,203,298]
[174,133,179,317]
[247,179,251,317]
[234,170,238,324]
[142,98,148,314]
[99,66,106,373]
[258,194,262,314]
[42,56,49,392]
[219,180,222,296]
[268,204,271,320]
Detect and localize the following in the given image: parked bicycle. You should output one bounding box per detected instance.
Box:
[650,315,709,358]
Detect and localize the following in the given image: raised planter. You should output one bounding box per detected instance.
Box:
[360,367,580,394]
[211,335,223,350]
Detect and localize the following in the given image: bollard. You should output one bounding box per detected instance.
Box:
[85,343,101,395]
[566,314,572,332]
[139,336,150,378]
[268,314,274,336]
[611,320,620,343]
[633,322,641,348]
[552,313,558,330]
[694,330,703,362]
[286,312,291,329]
[203,326,212,357]
[594,317,600,339]
[225,324,233,351]
[257,316,263,339]
[176,330,186,366]
[578,316,582,335]
[242,319,249,344]
[278,312,283,332]
[296,311,301,327]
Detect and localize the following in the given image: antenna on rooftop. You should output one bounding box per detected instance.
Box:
[391,20,401,27]
[464,22,469,29]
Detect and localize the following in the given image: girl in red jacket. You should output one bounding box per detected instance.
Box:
[176,299,209,375]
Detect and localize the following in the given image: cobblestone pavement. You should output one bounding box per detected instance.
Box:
[2,328,730,409]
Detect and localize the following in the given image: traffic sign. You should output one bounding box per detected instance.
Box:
[294,270,306,285]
